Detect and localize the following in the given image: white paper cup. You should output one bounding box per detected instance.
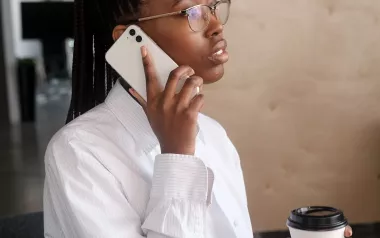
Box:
[289,226,346,238]
[287,206,348,238]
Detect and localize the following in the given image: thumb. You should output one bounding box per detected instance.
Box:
[344,226,353,237]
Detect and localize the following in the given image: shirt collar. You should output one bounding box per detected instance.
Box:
[105,80,159,153]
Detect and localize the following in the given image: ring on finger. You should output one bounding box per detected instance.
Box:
[195,86,200,95]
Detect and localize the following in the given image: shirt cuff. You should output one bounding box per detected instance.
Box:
[142,154,214,237]
[150,154,214,203]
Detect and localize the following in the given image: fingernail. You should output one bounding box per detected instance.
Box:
[129,88,135,94]
[140,46,147,58]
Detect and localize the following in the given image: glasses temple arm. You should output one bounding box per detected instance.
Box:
[138,10,185,22]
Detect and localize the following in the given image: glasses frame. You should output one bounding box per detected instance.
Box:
[118,0,231,32]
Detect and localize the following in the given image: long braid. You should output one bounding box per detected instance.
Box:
[67,0,142,123]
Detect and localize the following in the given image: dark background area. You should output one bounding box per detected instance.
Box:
[22,2,74,81]
[21,2,74,39]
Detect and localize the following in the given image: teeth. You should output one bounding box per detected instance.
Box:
[214,49,223,55]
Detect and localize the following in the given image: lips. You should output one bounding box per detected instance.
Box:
[208,39,229,65]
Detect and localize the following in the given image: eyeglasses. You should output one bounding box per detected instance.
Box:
[118,0,231,32]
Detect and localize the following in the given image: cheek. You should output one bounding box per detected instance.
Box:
[157,32,206,65]
[146,23,204,60]
[144,23,222,82]
[171,43,206,66]
[158,34,222,82]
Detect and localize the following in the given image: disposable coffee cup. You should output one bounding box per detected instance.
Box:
[287,206,348,238]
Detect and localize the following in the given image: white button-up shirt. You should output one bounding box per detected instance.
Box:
[43,80,253,238]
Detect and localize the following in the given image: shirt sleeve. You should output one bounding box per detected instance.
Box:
[44,137,214,238]
[142,154,214,237]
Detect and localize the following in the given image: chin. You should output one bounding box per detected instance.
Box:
[202,64,225,84]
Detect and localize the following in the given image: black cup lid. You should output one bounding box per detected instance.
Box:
[287,206,348,231]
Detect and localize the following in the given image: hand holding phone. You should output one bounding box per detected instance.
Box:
[106,25,202,155]
[129,46,204,155]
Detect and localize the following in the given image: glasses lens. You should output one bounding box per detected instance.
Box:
[187,5,210,32]
[216,1,230,25]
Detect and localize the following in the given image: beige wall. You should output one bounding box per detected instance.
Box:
[204,0,380,232]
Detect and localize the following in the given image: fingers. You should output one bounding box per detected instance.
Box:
[344,226,353,237]
[140,46,202,116]
[141,46,160,102]
[188,94,205,113]
[177,76,203,105]
[163,66,195,100]
[129,88,147,109]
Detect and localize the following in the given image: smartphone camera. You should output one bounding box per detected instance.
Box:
[136,35,142,43]
[129,29,136,36]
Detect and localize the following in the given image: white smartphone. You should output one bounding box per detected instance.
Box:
[106,25,181,101]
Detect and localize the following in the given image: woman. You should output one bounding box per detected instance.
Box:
[44,0,353,237]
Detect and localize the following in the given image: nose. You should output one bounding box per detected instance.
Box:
[205,13,224,38]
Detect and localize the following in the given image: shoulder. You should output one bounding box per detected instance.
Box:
[45,104,133,165]
[49,104,112,143]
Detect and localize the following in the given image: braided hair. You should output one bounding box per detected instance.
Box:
[67,0,143,123]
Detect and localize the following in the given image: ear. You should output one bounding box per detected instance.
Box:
[112,25,128,41]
